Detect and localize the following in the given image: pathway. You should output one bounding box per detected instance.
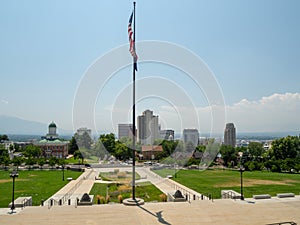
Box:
[43,166,208,207]
[43,168,97,206]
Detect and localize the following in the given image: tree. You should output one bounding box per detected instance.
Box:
[9,144,14,151]
[99,133,116,154]
[195,145,206,152]
[281,158,296,173]
[69,136,79,155]
[247,162,256,171]
[12,156,23,170]
[38,158,46,169]
[220,145,237,167]
[24,145,42,158]
[74,150,84,164]
[75,131,92,149]
[0,134,9,142]
[48,156,58,168]
[25,157,36,170]
[14,144,20,152]
[248,142,264,161]
[271,136,299,160]
[114,141,131,160]
[161,140,174,156]
[0,145,10,169]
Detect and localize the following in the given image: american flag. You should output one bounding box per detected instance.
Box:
[128,12,138,71]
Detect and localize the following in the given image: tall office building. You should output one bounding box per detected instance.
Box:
[118,124,134,139]
[183,129,199,147]
[137,110,159,145]
[224,123,236,147]
[159,129,175,141]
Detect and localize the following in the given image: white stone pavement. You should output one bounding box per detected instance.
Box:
[1,198,300,225]
[43,168,97,206]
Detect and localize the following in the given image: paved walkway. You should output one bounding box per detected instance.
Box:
[1,197,299,225]
[135,167,208,200]
[43,168,97,206]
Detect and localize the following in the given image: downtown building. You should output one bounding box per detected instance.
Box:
[182,128,199,147]
[159,129,174,141]
[118,124,135,139]
[137,110,159,145]
[224,123,236,147]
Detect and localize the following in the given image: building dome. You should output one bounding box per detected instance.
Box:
[49,122,57,128]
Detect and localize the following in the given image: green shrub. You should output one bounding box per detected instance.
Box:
[248,162,255,171]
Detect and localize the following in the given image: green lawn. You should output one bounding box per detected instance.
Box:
[0,169,82,207]
[89,182,164,204]
[154,169,300,199]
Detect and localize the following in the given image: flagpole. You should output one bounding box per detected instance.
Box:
[132,1,136,201]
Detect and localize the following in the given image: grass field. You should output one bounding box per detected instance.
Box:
[90,182,164,204]
[0,169,82,207]
[154,169,300,199]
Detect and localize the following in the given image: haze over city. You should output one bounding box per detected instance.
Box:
[1,0,300,135]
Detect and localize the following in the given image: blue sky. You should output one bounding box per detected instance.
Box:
[1,0,300,134]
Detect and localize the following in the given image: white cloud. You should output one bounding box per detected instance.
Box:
[93,92,300,135]
[155,92,300,134]
[1,99,8,104]
[226,92,300,132]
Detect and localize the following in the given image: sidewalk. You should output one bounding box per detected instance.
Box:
[137,167,210,201]
[43,168,97,206]
[1,198,299,225]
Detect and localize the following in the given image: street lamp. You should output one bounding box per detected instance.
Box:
[62,164,65,181]
[10,170,19,212]
[239,165,245,200]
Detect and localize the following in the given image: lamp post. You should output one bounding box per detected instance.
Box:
[239,165,245,200]
[10,170,19,212]
[60,158,66,181]
[62,164,65,181]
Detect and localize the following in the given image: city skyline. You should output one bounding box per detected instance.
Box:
[1,1,300,134]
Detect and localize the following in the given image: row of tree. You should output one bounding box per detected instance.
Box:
[220,135,300,172]
[2,132,300,173]
[69,132,205,165]
[0,143,67,169]
[0,134,9,142]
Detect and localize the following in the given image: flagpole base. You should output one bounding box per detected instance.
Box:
[123,198,144,206]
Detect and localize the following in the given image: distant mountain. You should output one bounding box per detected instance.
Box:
[0,115,72,135]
